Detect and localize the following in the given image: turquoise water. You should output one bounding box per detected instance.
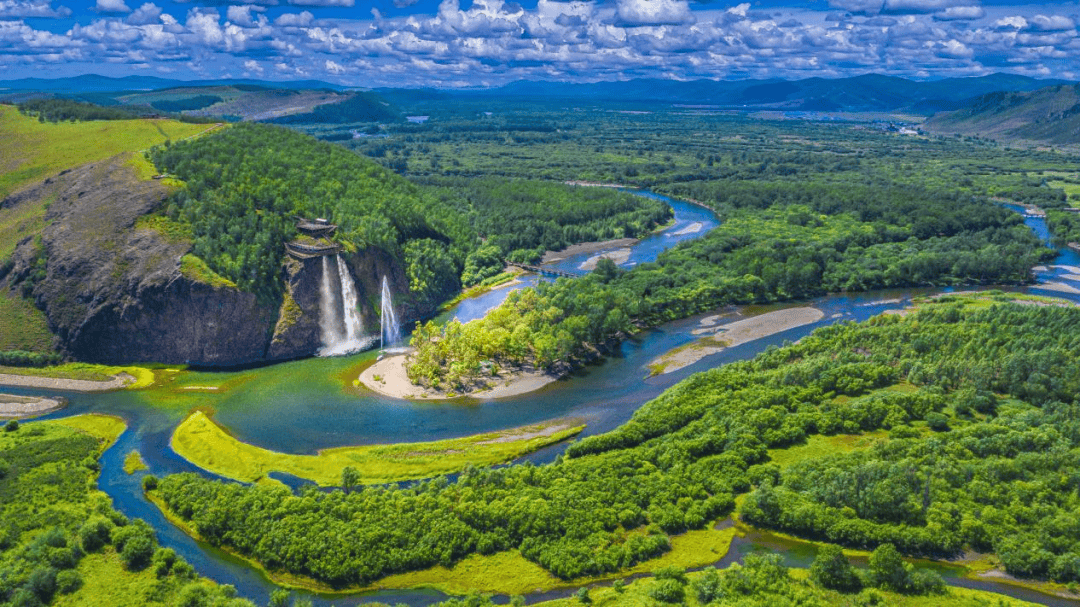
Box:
[20,200,1080,606]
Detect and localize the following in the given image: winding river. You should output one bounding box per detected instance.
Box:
[12,194,1080,606]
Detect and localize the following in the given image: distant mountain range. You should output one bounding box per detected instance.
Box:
[0,74,346,94]
[460,73,1071,113]
[1,72,1069,115]
[924,84,1080,145]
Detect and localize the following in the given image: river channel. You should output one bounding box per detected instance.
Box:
[12,193,1080,606]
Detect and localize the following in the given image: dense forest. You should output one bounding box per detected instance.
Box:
[149,123,473,305]
[407,181,1051,389]
[148,124,675,304]
[267,92,399,124]
[155,297,1080,591]
[421,176,672,271]
[0,417,251,607]
[16,98,213,123]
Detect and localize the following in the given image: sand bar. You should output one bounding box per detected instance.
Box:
[0,372,133,392]
[542,238,639,264]
[670,221,703,236]
[650,307,824,375]
[1051,265,1080,274]
[1036,281,1080,295]
[0,393,66,418]
[1060,274,1080,282]
[359,353,560,400]
[578,247,631,271]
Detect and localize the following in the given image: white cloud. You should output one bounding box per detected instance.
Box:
[1027,14,1074,32]
[126,2,160,24]
[288,0,352,7]
[324,58,344,73]
[934,6,983,21]
[95,0,131,13]
[0,0,71,18]
[615,0,693,26]
[226,5,264,27]
[243,58,263,73]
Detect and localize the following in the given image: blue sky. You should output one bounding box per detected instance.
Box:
[1,0,1079,86]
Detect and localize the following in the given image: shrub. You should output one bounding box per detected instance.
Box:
[648,579,686,603]
[55,570,82,595]
[78,517,114,553]
[4,420,18,432]
[811,544,862,591]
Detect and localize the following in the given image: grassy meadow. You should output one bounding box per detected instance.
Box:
[170,410,585,486]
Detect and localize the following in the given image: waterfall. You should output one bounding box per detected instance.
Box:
[318,255,372,356]
[380,275,401,349]
[336,255,364,345]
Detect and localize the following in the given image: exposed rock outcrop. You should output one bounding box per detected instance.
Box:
[5,153,421,366]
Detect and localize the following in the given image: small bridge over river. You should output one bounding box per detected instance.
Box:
[506,261,580,279]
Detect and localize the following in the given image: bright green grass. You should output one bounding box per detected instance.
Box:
[171,410,585,486]
[0,291,54,353]
[0,105,207,199]
[123,450,148,475]
[0,363,158,388]
[530,566,1045,607]
[179,254,237,289]
[51,414,126,446]
[372,524,737,596]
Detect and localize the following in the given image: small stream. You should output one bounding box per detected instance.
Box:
[20,196,1080,606]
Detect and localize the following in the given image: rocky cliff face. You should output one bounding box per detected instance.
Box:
[5,154,418,366]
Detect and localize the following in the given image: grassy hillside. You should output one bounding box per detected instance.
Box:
[0,105,211,354]
[925,84,1080,145]
[0,104,208,199]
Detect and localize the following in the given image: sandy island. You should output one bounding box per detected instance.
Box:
[578,248,632,271]
[542,237,639,264]
[0,393,66,418]
[0,372,133,392]
[649,307,825,376]
[359,351,561,400]
[1036,281,1080,295]
[670,221,704,236]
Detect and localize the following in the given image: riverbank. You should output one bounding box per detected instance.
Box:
[0,371,134,392]
[0,393,65,418]
[359,351,562,400]
[171,410,584,486]
[648,307,825,376]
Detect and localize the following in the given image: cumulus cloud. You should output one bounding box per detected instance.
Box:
[288,0,352,7]
[934,5,983,21]
[0,0,71,18]
[226,5,265,27]
[95,0,131,14]
[124,2,160,24]
[615,0,693,26]
[3,0,1080,88]
[1027,14,1074,32]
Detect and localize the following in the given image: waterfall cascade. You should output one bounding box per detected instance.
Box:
[379,275,401,349]
[318,255,372,356]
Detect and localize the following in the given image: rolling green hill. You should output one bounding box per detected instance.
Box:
[924,84,1080,145]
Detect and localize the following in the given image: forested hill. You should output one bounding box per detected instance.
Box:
[149,123,472,306]
[925,84,1080,145]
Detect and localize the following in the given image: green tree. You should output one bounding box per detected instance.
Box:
[811,544,861,591]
